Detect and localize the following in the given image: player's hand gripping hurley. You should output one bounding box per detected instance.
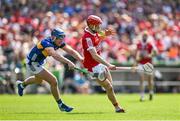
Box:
[74,67,106,81]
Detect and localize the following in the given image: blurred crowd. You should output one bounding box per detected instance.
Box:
[0,0,180,94]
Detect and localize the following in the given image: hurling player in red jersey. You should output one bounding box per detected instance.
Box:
[136,32,157,101]
[81,15,125,113]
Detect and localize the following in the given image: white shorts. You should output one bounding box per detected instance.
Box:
[92,64,107,74]
[26,60,44,75]
[138,64,153,76]
[91,64,108,81]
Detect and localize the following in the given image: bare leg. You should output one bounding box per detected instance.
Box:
[97,79,117,105]
[147,74,154,100]
[36,68,73,112]
[140,73,145,101]
[147,75,154,93]
[22,76,43,87]
[96,69,125,112]
[19,68,73,112]
[35,68,60,101]
[105,69,119,107]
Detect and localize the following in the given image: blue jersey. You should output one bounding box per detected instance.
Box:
[27,37,66,65]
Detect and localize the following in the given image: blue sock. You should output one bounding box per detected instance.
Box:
[57,99,62,104]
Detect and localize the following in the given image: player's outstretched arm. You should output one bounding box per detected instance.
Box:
[45,47,75,69]
[62,45,84,62]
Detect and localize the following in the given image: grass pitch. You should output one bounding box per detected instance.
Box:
[0,94,179,120]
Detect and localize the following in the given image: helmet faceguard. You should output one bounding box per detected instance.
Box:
[87,15,102,33]
[87,24,102,33]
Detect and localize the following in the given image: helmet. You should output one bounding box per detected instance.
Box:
[87,15,102,25]
[87,15,102,33]
[51,28,65,39]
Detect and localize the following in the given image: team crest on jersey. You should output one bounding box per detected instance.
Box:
[86,38,93,47]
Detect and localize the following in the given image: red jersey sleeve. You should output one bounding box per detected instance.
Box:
[85,37,95,51]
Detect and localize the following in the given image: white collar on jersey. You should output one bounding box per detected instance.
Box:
[85,27,96,36]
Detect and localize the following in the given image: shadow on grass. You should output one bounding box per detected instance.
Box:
[11,112,60,114]
[126,99,147,103]
[11,111,107,115]
[67,112,107,115]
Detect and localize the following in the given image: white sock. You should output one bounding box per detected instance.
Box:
[140,92,144,98]
[20,84,25,89]
[149,90,154,95]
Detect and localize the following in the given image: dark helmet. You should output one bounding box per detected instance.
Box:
[51,28,65,39]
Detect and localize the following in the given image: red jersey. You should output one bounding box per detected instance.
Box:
[137,42,154,64]
[81,27,102,71]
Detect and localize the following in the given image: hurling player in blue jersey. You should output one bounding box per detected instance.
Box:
[16,27,83,112]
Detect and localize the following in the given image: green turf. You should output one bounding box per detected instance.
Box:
[0,94,179,120]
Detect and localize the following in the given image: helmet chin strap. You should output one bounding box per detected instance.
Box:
[91,29,97,33]
[88,27,96,33]
[51,36,56,41]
